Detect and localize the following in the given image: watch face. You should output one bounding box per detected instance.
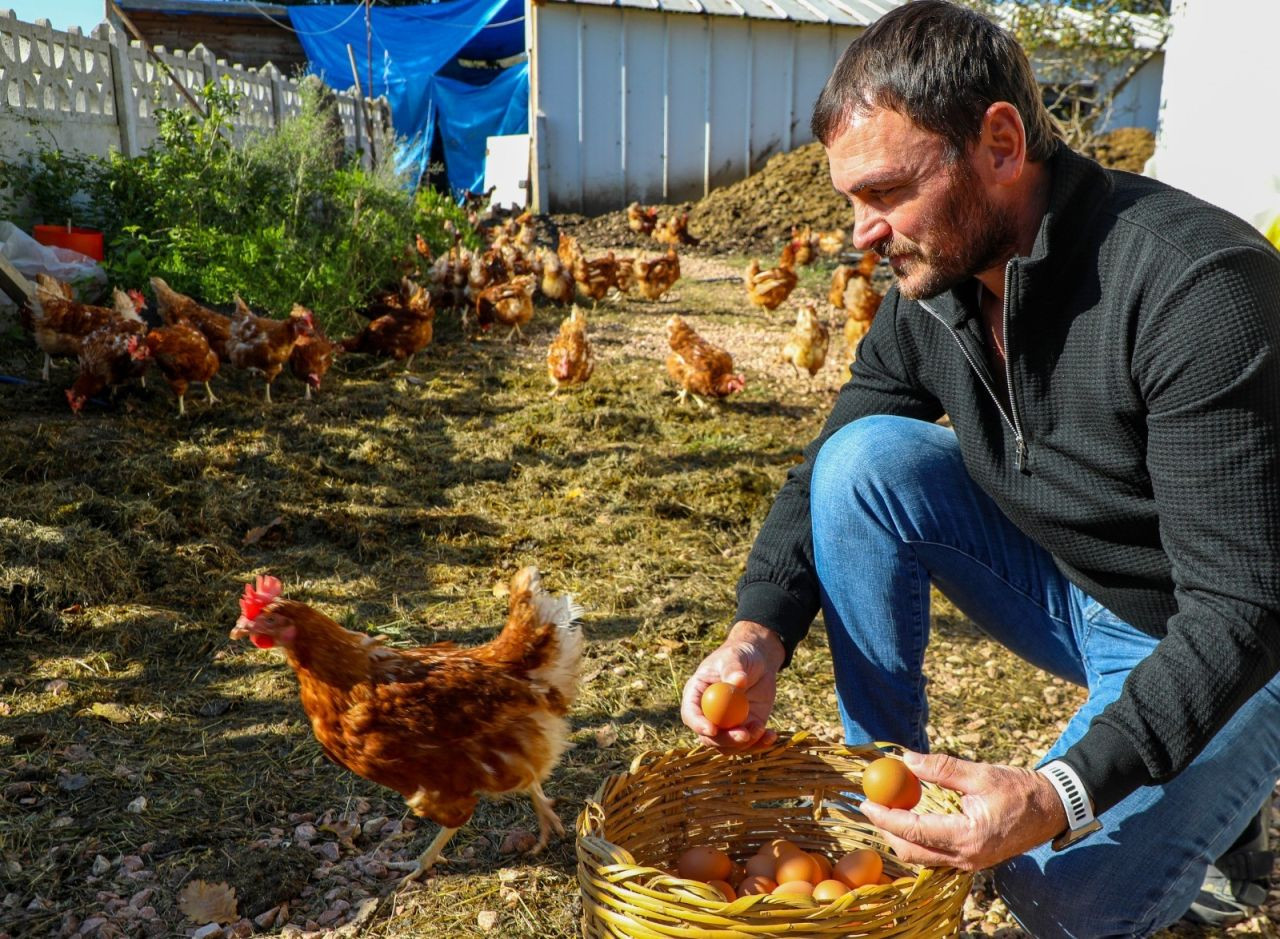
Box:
[1051,818,1103,852]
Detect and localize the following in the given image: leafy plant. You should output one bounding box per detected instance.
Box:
[2,78,473,334]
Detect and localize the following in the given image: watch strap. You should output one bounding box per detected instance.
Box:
[1039,759,1102,851]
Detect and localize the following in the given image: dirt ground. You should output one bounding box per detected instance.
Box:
[0,132,1272,938]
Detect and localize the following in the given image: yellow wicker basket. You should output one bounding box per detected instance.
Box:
[576,733,973,938]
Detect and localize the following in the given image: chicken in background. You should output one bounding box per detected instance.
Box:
[475,274,536,341]
[229,567,584,882]
[652,212,700,247]
[225,296,313,404]
[816,228,847,257]
[627,202,659,237]
[340,279,435,366]
[665,314,745,407]
[26,278,146,381]
[546,306,593,392]
[142,321,220,415]
[745,242,798,312]
[536,248,575,305]
[427,246,470,310]
[414,233,433,264]
[151,277,234,363]
[288,305,338,400]
[779,302,829,383]
[557,232,583,270]
[632,247,681,302]
[66,326,152,414]
[834,251,884,361]
[612,258,636,296]
[789,225,817,266]
[572,252,620,305]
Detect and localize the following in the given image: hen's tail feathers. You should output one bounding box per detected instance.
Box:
[508,567,584,704]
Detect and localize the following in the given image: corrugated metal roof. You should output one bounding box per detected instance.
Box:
[539,0,904,27]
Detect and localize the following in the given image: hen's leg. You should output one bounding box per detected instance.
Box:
[264,381,273,405]
[388,825,460,883]
[205,382,218,404]
[177,394,185,417]
[528,782,565,854]
[41,354,51,383]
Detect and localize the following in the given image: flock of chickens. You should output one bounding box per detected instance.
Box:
[16,207,888,416]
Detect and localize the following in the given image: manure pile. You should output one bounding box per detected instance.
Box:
[557,141,847,257]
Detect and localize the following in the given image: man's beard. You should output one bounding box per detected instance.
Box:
[877,161,1018,300]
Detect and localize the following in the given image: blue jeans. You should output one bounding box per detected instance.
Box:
[810,415,1280,938]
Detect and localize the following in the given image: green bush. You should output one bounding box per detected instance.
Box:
[1,79,474,333]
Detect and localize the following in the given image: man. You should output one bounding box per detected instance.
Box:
[679,2,1280,934]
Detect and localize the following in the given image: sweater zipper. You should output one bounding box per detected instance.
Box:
[998,263,1029,472]
[920,264,1028,472]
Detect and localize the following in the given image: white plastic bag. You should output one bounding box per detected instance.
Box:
[0,221,107,293]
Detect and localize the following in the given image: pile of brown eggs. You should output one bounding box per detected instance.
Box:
[673,838,911,902]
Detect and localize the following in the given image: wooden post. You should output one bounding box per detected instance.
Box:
[345,43,371,171]
[265,63,287,130]
[0,254,34,307]
[104,22,141,158]
[107,0,209,119]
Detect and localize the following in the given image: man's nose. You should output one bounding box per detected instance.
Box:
[852,210,889,252]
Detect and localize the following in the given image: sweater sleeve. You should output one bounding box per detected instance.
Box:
[735,291,945,663]
[1062,245,1280,815]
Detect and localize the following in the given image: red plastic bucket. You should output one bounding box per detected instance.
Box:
[33,224,104,261]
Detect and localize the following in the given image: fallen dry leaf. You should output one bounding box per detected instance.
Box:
[242,515,284,546]
[477,910,499,931]
[178,879,239,924]
[80,702,130,724]
[593,724,619,748]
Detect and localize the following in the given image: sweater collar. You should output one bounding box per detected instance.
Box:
[922,144,1113,328]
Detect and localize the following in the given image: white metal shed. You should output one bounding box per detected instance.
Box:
[526,0,904,214]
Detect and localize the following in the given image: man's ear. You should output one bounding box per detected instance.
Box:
[980,101,1028,185]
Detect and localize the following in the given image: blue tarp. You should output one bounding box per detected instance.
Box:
[288,0,526,192]
[430,63,529,196]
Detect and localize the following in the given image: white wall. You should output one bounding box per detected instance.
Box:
[1147,0,1280,232]
[530,4,862,214]
[1099,53,1163,133]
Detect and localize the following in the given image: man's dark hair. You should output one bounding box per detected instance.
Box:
[811,0,1061,162]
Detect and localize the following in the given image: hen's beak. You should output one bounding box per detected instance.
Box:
[230,615,255,639]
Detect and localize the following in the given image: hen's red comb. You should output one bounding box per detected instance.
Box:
[239,574,283,621]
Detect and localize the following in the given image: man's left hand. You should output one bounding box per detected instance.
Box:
[856,751,1069,871]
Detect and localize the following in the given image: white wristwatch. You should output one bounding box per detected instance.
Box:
[1038,760,1103,851]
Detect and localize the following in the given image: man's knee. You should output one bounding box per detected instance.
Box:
[812,416,942,499]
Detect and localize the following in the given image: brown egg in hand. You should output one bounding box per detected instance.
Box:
[862,756,922,810]
[700,681,750,729]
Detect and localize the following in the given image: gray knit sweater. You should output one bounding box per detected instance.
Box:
[737,144,1280,815]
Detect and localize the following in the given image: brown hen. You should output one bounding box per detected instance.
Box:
[665,314,744,407]
[229,568,583,881]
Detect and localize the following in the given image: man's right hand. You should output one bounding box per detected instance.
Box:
[680,620,786,751]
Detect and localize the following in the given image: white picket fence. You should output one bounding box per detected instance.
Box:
[0,9,389,165]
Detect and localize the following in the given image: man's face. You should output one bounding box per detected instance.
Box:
[826,107,1017,299]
